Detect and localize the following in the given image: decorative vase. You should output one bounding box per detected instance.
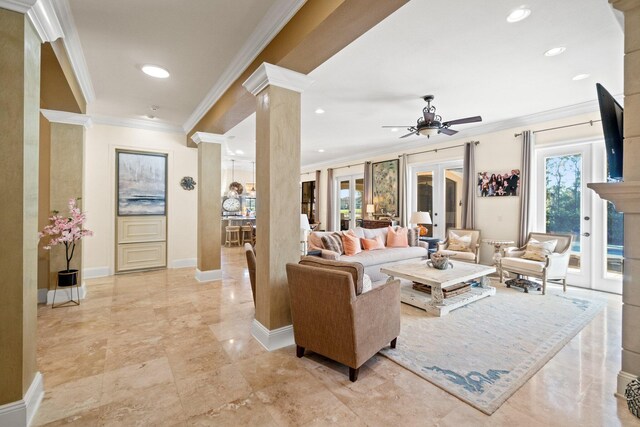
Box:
[427,253,454,270]
[57,269,78,287]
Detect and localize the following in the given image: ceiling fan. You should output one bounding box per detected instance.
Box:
[382,95,482,138]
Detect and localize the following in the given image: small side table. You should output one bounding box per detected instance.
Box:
[482,239,515,276]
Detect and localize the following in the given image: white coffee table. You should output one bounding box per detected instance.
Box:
[380,260,496,316]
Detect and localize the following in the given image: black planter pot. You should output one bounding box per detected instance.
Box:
[57,269,78,287]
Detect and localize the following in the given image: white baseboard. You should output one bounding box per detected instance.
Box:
[46,282,87,305]
[0,371,44,427]
[616,370,639,398]
[83,266,110,279]
[251,319,295,351]
[170,258,197,268]
[37,289,48,304]
[195,268,222,282]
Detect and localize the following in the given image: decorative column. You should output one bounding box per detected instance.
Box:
[588,0,640,398]
[0,5,42,425]
[40,109,91,304]
[243,63,313,350]
[191,132,224,282]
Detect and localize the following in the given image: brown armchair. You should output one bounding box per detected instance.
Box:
[286,257,400,382]
[244,243,256,307]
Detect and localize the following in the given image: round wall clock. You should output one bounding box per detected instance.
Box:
[180,176,196,190]
[222,197,241,212]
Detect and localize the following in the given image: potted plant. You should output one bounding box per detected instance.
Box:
[39,198,93,287]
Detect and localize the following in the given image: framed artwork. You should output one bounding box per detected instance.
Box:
[117,150,167,215]
[372,159,399,216]
[477,169,520,197]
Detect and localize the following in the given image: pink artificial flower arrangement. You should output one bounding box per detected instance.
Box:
[39,198,93,272]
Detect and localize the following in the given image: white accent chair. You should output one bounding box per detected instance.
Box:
[436,229,481,264]
[499,232,573,295]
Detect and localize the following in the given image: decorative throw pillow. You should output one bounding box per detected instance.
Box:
[386,226,409,248]
[522,239,558,261]
[341,231,362,256]
[362,273,372,293]
[447,232,472,252]
[361,235,385,250]
[321,233,344,254]
[307,232,325,250]
[407,227,419,247]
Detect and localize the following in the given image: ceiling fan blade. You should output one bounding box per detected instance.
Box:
[400,130,418,138]
[381,125,413,128]
[439,128,458,136]
[423,111,435,122]
[442,116,482,126]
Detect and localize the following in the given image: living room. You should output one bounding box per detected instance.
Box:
[2,0,640,426]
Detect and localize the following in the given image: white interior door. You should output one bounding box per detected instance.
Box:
[536,141,622,293]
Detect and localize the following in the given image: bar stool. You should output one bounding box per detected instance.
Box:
[241,224,254,245]
[225,226,241,247]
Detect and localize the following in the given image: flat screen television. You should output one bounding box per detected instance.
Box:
[596,83,624,181]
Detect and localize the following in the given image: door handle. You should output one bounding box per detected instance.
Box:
[582,232,590,237]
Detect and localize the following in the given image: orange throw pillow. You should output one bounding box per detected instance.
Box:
[341,230,362,256]
[361,236,385,250]
[386,226,409,248]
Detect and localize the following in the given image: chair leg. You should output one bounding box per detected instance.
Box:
[499,265,503,283]
[296,345,305,358]
[349,367,359,382]
[542,276,547,295]
[390,338,397,349]
[563,278,567,293]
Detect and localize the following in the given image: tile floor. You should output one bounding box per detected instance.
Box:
[33,247,639,426]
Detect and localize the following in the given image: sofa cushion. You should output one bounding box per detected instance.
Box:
[387,226,409,248]
[308,231,340,250]
[299,256,364,295]
[501,257,546,274]
[342,230,362,256]
[342,246,428,267]
[321,233,344,254]
[436,249,476,261]
[361,236,385,250]
[522,238,557,261]
[363,227,388,240]
[448,231,472,252]
[362,273,372,293]
[407,227,419,247]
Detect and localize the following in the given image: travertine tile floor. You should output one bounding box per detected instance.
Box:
[34,247,640,426]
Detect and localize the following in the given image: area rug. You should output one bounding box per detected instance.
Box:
[379,285,605,415]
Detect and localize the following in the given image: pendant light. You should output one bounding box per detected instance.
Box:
[227,160,238,198]
[249,161,256,197]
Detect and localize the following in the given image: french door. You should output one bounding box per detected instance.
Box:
[536,141,622,293]
[410,161,464,240]
[336,174,364,230]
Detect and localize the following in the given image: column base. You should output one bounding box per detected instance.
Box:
[251,319,295,351]
[195,268,222,282]
[0,371,44,427]
[616,370,639,398]
[46,282,87,305]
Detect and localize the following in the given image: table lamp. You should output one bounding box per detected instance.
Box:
[366,204,375,219]
[410,211,432,236]
[300,214,311,254]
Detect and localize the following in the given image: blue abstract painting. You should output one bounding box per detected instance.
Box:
[118,151,166,215]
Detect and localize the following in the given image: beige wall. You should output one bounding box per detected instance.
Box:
[306,111,606,264]
[83,124,198,276]
[38,114,51,291]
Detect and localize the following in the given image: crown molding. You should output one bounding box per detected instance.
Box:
[91,114,184,134]
[182,0,306,133]
[41,109,92,127]
[191,132,225,145]
[0,0,63,42]
[0,0,37,13]
[243,62,314,96]
[50,0,95,103]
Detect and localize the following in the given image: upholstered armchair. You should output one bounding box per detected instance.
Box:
[436,228,481,263]
[499,232,573,295]
[244,243,256,307]
[286,257,400,382]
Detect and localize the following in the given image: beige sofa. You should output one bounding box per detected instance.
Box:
[308,226,429,282]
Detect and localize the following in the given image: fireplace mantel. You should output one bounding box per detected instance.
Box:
[587,181,640,213]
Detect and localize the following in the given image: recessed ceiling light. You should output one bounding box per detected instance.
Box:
[544,47,566,57]
[391,128,399,132]
[235,150,244,155]
[572,73,590,81]
[318,149,325,153]
[506,7,531,23]
[141,64,170,78]
[315,108,325,114]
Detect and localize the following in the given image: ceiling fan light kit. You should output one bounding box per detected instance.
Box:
[383,95,482,139]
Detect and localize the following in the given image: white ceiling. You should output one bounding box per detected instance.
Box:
[67,0,623,167]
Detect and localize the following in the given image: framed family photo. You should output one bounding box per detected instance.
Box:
[477,169,520,197]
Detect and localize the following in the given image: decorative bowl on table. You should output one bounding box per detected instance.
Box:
[427,252,454,270]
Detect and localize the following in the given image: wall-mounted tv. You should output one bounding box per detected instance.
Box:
[596,83,624,181]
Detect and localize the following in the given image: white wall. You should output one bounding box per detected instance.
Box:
[83,124,198,276]
[303,112,605,264]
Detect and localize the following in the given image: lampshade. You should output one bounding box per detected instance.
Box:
[418,127,439,137]
[300,214,311,230]
[410,211,432,225]
[366,204,375,214]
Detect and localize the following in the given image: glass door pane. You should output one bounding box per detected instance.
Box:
[339,179,351,231]
[416,172,434,237]
[544,154,583,270]
[607,202,624,275]
[445,167,463,230]
[354,178,364,228]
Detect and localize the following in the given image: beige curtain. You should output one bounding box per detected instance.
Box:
[518,131,534,246]
[363,161,372,207]
[326,168,334,231]
[461,141,476,229]
[399,154,409,227]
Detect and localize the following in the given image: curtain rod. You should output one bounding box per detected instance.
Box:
[514,119,601,137]
[327,162,365,171]
[403,140,479,157]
